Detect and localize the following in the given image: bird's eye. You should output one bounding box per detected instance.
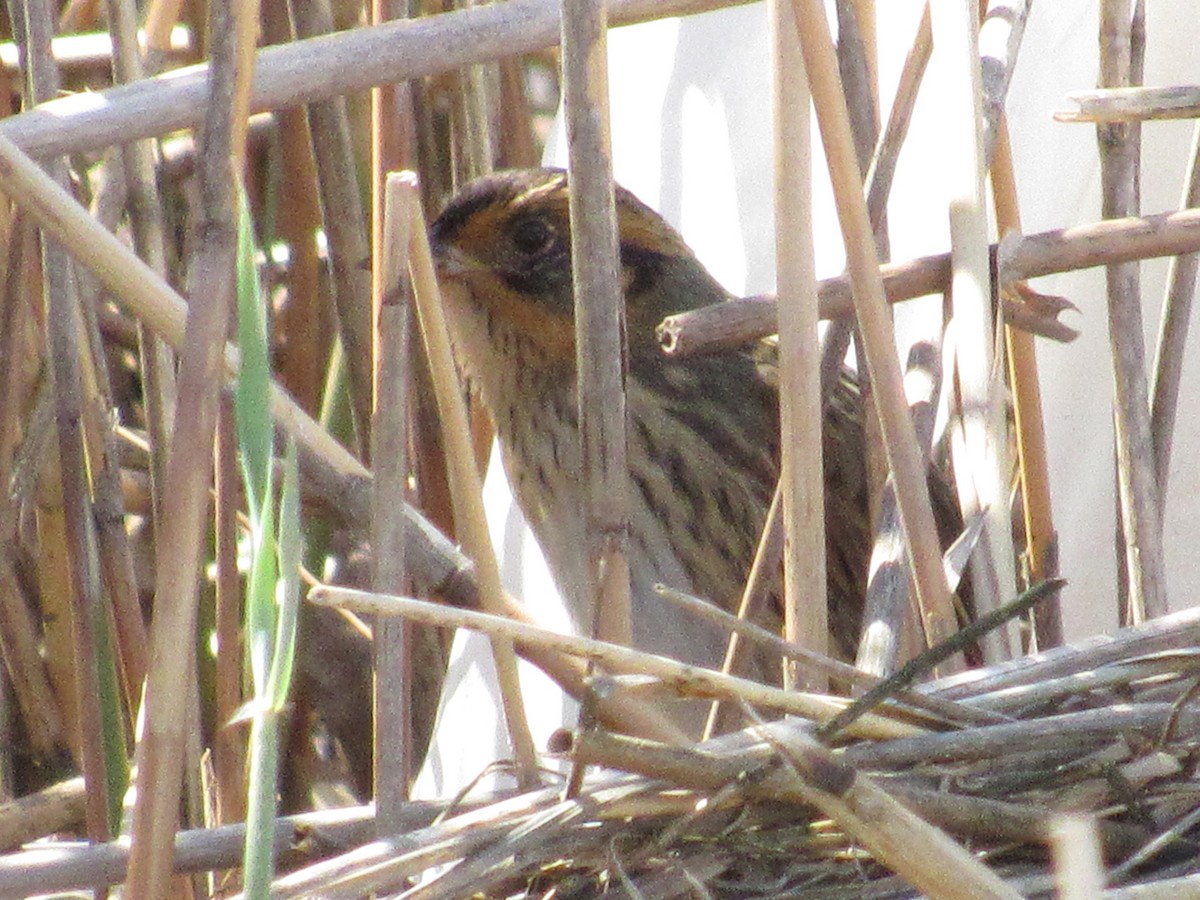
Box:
[510,217,556,257]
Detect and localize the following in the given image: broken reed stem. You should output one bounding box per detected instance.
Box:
[786,0,960,662]
[1058,85,1200,123]
[660,205,1200,354]
[1099,0,1167,623]
[932,0,1016,665]
[560,0,632,649]
[308,583,922,741]
[992,118,1062,648]
[373,175,414,824]
[399,174,540,787]
[1149,118,1200,500]
[771,0,825,685]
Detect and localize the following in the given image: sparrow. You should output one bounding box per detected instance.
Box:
[429,168,899,689]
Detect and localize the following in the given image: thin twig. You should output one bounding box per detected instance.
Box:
[1149,119,1200,499]
[309,583,923,740]
[818,579,1065,741]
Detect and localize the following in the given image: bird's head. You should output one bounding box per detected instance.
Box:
[430,168,730,362]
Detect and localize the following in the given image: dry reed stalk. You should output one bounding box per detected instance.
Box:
[932,0,1016,663]
[400,174,540,785]
[992,119,1062,647]
[1052,815,1107,900]
[659,205,1200,353]
[99,0,177,696]
[1150,121,1200,501]
[496,55,540,168]
[310,583,923,740]
[834,0,884,552]
[929,603,1200,701]
[0,775,85,849]
[786,0,960,666]
[857,341,941,676]
[268,786,568,897]
[17,0,112,845]
[1106,876,1200,899]
[289,0,374,452]
[0,803,380,895]
[863,3,928,240]
[76,240,148,712]
[368,0,415,839]
[0,217,65,761]
[265,7,327,418]
[213,402,246,826]
[101,0,177,524]
[853,3,930,676]
[1100,0,1166,623]
[560,0,632,650]
[771,0,824,684]
[0,0,756,161]
[1058,85,1200,123]
[979,0,1030,160]
[125,0,259,892]
[373,173,415,822]
[142,0,187,72]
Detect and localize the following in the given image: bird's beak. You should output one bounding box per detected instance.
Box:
[430,241,482,280]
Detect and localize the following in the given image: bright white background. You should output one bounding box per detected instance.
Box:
[416,0,1199,796]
